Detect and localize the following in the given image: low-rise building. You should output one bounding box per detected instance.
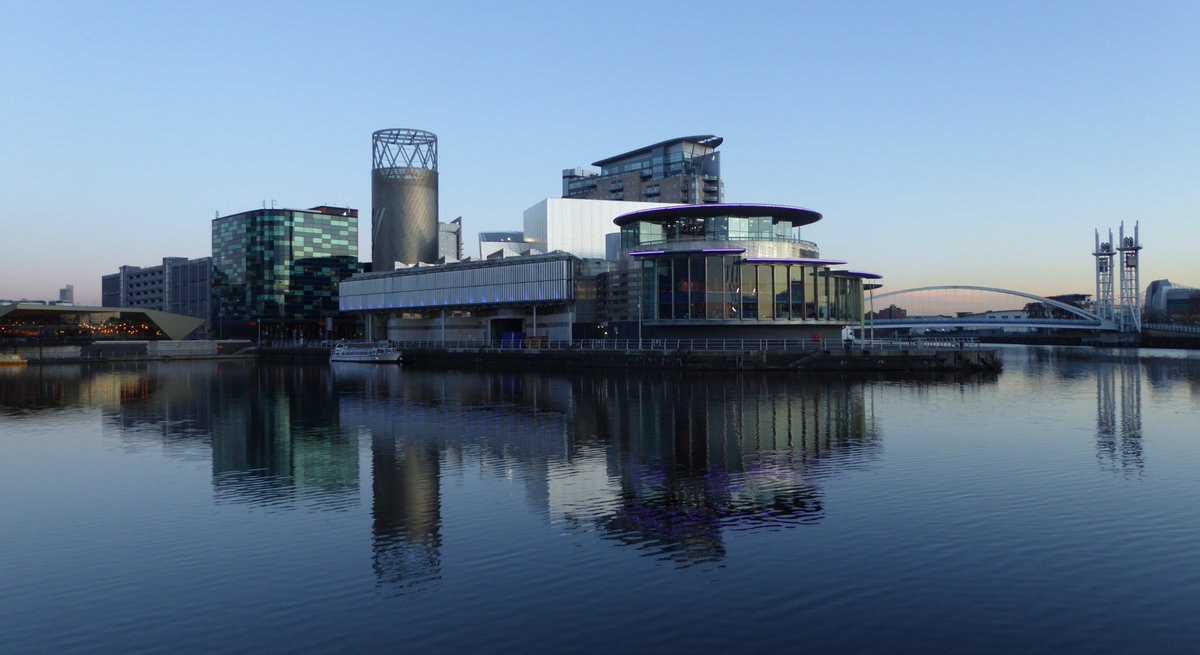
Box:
[102,257,213,334]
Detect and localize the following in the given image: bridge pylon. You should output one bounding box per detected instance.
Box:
[1116,221,1142,333]
[1093,229,1115,323]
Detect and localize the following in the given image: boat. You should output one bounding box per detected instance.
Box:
[0,354,26,367]
[330,341,402,363]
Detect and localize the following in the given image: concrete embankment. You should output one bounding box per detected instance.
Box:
[11,340,256,364]
[387,346,1003,372]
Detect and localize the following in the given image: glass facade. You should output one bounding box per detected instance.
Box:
[621,215,811,248]
[638,254,862,323]
[614,204,870,328]
[212,208,360,337]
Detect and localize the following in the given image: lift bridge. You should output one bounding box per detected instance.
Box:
[854,222,1142,336]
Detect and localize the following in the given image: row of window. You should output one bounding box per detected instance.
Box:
[622,216,807,248]
[639,255,862,322]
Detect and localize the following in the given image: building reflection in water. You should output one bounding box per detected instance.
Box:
[0,362,1021,584]
[208,364,359,508]
[1095,357,1143,475]
[0,361,361,508]
[334,364,580,588]
[334,364,881,575]
[585,374,878,564]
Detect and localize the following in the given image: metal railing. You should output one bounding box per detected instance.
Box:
[254,336,983,354]
[387,337,980,353]
[1143,322,1200,334]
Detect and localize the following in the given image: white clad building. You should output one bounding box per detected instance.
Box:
[523,198,675,261]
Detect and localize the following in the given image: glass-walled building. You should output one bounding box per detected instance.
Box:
[612,203,873,340]
[212,205,360,340]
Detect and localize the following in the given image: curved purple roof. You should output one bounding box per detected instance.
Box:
[840,270,884,279]
[613,203,823,227]
[745,258,846,265]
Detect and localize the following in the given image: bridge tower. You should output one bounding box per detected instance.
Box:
[1092,229,1115,323]
[1116,221,1142,333]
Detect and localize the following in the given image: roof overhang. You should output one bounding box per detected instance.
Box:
[0,304,203,340]
[614,203,822,227]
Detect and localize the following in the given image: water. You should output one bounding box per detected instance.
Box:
[1,347,1198,653]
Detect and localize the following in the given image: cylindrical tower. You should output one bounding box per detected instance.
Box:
[371,129,438,268]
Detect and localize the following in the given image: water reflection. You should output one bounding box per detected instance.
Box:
[334,366,880,571]
[208,365,358,509]
[1095,357,1143,475]
[5,350,1191,590]
[590,374,876,564]
[0,362,361,508]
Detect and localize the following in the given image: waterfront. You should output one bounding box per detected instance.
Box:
[1,348,1198,653]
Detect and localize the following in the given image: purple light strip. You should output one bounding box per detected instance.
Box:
[743,258,848,265]
[628,250,666,257]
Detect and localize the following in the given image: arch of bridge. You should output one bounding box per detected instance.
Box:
[872,285,1103,323]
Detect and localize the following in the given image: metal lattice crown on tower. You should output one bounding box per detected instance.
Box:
[372,129,438,179]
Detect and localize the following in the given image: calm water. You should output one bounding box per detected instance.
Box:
[2,348,1198,654]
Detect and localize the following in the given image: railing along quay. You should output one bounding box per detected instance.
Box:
[259,337,999,371]
[388,337,980,353]
[1143,323,1200,335]
[264,337,980,352]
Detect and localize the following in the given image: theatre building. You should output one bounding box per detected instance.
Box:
[339,203,877,343]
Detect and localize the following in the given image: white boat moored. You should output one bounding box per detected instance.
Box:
[330,342,401,363]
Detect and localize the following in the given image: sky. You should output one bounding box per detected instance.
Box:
[2,0,1198,306]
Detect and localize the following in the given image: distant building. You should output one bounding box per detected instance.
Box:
[439,217,463,262]
[869,304,907,320]
[964,309,1028,321]
[211,205,360,340]
[58,285,74,305]
[102,257,212,334]
[1145,279,1200,323]
[562,135,724,205]
[1023,294,1092,320]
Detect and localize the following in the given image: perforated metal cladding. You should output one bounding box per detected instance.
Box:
[339,258,574,311]
[371,168,438,266]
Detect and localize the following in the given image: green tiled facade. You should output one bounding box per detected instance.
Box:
[212,206,360,338]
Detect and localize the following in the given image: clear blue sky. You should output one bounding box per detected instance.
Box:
[2,0,1197,305]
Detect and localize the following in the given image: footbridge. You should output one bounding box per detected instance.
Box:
[858,285,1121,332]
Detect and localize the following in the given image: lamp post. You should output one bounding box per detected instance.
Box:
[637,295,642,347]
